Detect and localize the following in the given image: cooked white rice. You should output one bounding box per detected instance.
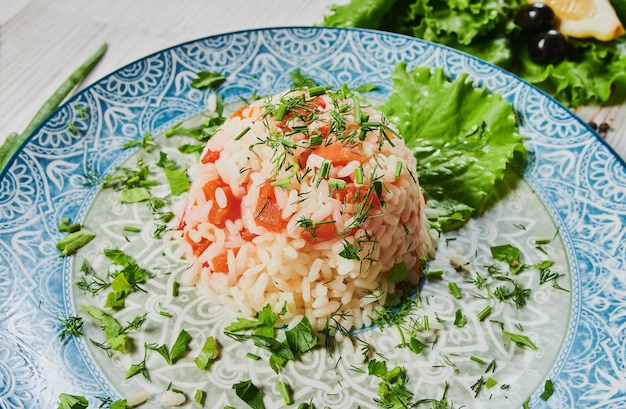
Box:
[175,87,434,331]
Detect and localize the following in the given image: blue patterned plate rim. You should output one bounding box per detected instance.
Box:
[0,26,624,408]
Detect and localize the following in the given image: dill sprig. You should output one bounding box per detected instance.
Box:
[56,315,84,341]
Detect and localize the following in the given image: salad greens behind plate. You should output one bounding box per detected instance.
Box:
[323,0,626,108]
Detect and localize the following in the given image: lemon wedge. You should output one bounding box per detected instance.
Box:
[530,0,625,41]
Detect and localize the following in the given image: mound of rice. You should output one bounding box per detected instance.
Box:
[176,86,434,331]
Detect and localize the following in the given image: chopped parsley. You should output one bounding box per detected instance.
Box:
[57,393,88,409]
[502,331,537,350]
[233,380,265,409]
[147,329,192,365]
[224,306,318,373]
[81,305,147,353]
[55,219,96,257]
[195,336,220,370]
[190,71,226,89]
[540,379,554,401]
[156,152,190,196]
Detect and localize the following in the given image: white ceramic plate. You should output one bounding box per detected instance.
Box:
[1,27,624,409]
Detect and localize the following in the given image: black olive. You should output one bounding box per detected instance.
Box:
[528,29,568,64]
[515,3,556,34]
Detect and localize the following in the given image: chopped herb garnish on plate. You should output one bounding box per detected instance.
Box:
[195,336,220,370]
[190,71,226,89]
[57,393,89,409]
[233,380,265,409]
[56,225,96,257]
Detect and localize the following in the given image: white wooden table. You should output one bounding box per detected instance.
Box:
[1,0,625,160]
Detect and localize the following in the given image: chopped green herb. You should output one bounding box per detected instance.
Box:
[102,158,157,203]
[453,309,467,328]
[388,262,408,284]
[338,240,360,260]
[195,336,219,370]
[485,377,498,389]
[290,69,317,89]
[296,216,336,240]
[104,273,131,308]
[490,244,524,274]
[394,161,403,178]
[277,381,293,405]
[235,126,251,141]
[492,279,531,309]
[194,389,205,405]
[109,399,127,409]
[275,103,289,121]
[426,268,444,279]
[76,260,110,295]
[355,83,377,93]
[153,223,169,239]
[319,159,331,179]
[103,248,149,296]
[148,329,192,365]
[155,152,190,196]
[233,380,265,409]
[123,132,156,152]
[354,167,363,184]
[448,282,462,299]
[126,346,150,380]
[190,71,226,89]
[284,316,318,356]
[57,393,89,409]
[81,305,144,352]
[502,331,537,350]
[408,336,426,355]
[75,104,89,119]
[246,352,260,360]
[119,187,151,203]
[225,317,261,332]
[368,360,413,408]
[56,315,84,341]
[328,177,346,189]
[66,121,79,136]
[534,237,551,245]
[470,376,486,398]
[308,85,328,96]
[57,217,71,232]
[56,227,96,257]
[308,134,323,147]
[540,379,554,401]
[470,355,486,365]
[477,305,492,321]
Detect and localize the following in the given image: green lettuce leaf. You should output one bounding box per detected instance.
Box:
[324,0,626,107]
[380,63,526,231]
[406,0,521,46]
[514,36,626,107]
[322,0,397,29]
